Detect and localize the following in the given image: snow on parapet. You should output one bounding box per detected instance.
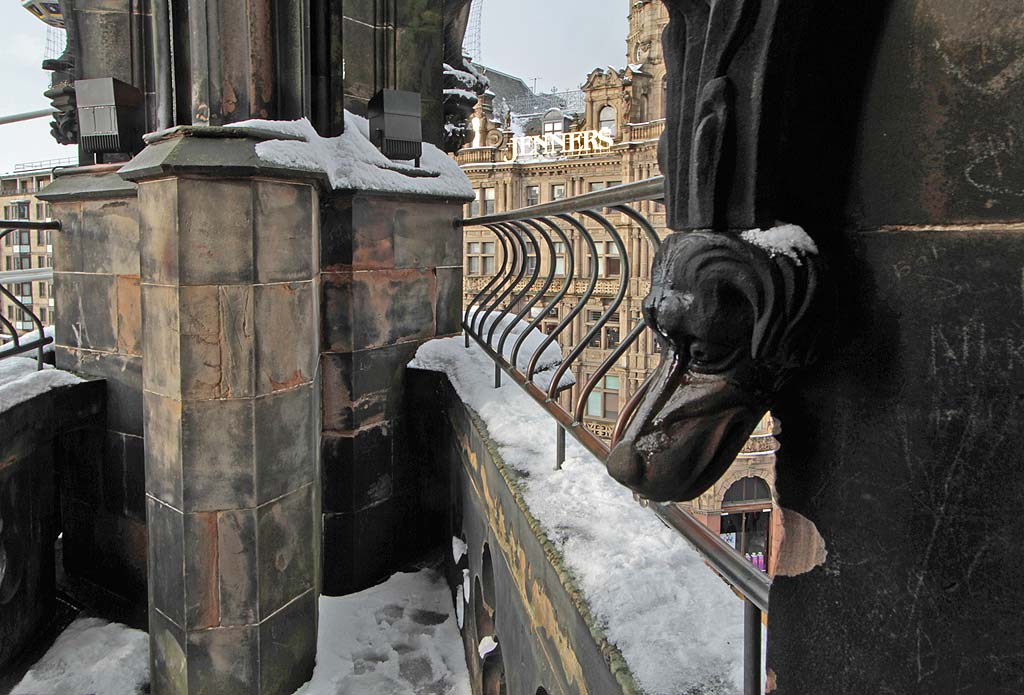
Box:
[0,356,83,413]
[233,112,474,200]
[409,337,747,694]
[740,223,818,265]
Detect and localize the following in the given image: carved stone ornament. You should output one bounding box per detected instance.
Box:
[607,231,823,502]
[442,0,489,153]
[606,0,825,502]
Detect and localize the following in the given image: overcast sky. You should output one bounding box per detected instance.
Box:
[0,0,629,173]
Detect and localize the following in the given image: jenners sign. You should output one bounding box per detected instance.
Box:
[506,130,614,161]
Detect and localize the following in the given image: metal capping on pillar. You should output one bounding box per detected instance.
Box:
[459,177,772,693]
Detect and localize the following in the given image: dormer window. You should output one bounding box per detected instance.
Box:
[599,105,617,136]
[542,108,564,135]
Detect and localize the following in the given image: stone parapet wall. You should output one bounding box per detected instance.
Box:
[0,377,105,669]
[407,367,637,695]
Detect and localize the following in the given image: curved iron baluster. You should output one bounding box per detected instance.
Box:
[536,214,599,398]
[569,210,631,423]
[477,223,528,347]
[468,224,518,337]
[494,220,549,361]
[509,218,572,376]
[0,227,49,369]
[489,223,544,350]
[612,379,650,448]
[465,226,511,347]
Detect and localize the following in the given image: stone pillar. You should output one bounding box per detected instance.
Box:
[37,170,148,607]
[319,191,464,595]
[120,133,320,694]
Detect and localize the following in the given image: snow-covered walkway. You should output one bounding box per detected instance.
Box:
[10,569,470,695]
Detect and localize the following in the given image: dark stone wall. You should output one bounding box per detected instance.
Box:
[766,2,1024,693]
[319,192,463,594]
[0,379,105,669]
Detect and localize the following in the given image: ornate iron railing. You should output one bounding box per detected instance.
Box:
[0,220,60,369]
[460,177,769,694]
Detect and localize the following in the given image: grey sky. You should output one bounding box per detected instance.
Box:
[0,0,630,173]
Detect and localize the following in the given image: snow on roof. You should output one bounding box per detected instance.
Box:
[409,337,748,695]
[0,355,83,413]
[232,113,474,200]
[740,223,818,265]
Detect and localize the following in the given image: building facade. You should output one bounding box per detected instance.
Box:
[456,0,779,569]
[0,162,64,337]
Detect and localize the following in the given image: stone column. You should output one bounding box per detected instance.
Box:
[120,132,320,694]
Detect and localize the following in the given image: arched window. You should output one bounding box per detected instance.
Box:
[599,105,617,135]
[723,476,771,507]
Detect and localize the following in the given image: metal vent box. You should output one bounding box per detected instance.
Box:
[368,90,423,164]
[75,78,144,155]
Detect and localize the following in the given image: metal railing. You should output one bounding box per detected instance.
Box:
[0,220,60,369]
[460,177,770,695]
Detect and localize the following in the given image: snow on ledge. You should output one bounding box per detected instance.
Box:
[409,337,746,695]
[740,223,818,265]
[0,355,83,413]
[232,112,474,200]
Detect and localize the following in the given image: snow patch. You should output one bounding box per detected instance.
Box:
[740,223,818,265]
[409,337,748,695]
[10,618,148,695]
[477,636,498,659]
[0,355,83,413]
[294,569,471,695]
[232,113,474,200]
[452,536,468,563]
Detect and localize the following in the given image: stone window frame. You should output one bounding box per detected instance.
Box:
[466,239,496,276]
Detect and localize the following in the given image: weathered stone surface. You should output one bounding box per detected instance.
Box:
[321,423,392,514]
[82,198,140,275]
[435,266,463,336]
[215,508,258,626]
[180,399,255,511]
[186,625,258,695]
[137,178,180,285]
[149,607,188,695]
[178,285,255,400]
[147,496,185,627]
[143,391,183,508]
[53,273,118,352]
[254,384,316,504]
[60,348,143,436]
[321,272,353,352]
[176,179,254,285]
[257,485,315,618]
[254,181,316,283]
[351,269,436,350]
[116,275,143,356]
[141,284,182,398]
[254,281,316,394]
[258,590,317,694]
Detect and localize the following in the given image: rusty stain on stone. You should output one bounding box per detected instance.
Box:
[270,369,306,392]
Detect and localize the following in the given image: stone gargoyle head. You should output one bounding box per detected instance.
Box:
[606,228,824,502]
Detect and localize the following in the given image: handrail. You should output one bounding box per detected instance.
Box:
[0,220,59,370]
[459,176,772,628]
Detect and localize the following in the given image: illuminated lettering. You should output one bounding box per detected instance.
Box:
[505,130,614,161]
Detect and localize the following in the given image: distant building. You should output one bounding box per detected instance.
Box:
[0,160,68,337]
[456,0,780,571]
